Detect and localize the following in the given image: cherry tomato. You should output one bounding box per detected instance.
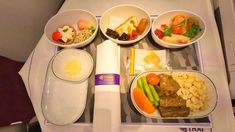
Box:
[128,30,138,40]
[146,73,160,86]
[52,31,62,41]
[128,34,134,40]
[154,29,164,39]
[77,20,88,30]
[132,30,138,38]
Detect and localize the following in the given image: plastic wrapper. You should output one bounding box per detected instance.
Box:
[129,48,169,75]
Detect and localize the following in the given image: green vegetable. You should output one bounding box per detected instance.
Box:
[137,78,144,91]
[148,84,160,102]
[179,19,188,26]
[63,28,68,32]
[89,26,96,33]
[184,24,201,39]
[153,100,159,107]
[163,26,172,36]
[141,76,155,105]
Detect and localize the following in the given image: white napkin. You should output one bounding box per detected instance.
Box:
[19,35,57,97]
[18,34,57,127]
[93,40,121,132]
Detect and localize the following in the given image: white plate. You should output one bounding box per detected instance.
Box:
[41,57,88,125]
[130,70,218,119]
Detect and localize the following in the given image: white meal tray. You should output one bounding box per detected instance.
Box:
[42,17,214,129]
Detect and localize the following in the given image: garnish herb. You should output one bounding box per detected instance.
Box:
[89,26,96,33]
[179,19,188,26]
[163,26,172,36]
[63,28,68,32]
[184,24,201,39]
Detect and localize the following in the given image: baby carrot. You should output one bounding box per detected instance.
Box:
[133,87,156,114]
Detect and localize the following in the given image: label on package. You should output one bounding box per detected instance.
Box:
[95,74,120,85]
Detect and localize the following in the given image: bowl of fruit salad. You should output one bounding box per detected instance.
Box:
[100,4,151,44]
[44,9,98,48]
[151,10,206,48]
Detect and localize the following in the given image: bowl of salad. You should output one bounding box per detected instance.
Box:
[44,9,98,48]
[151,10,206,48]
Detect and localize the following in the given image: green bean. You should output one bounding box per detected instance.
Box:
[141,76,155,104]
[148,84,160,102]
[137,78,144,91]
[152,100,159,107]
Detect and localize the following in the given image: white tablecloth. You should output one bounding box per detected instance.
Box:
[19,0,235,131]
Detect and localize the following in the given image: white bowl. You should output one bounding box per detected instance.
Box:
[130,70,217,119]
[151,10,206,48]
[45,9,98,48]
[100,4,151,44]
[52,49,93,83]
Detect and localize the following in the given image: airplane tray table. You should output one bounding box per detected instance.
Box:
[19,0,234,131]
[45,26,212,128]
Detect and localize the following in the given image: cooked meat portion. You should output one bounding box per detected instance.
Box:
[159,106,190,117]
[155,74,181,97]
[159,96,186,108]
[154,74,190,117]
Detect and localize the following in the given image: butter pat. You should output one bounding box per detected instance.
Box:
[64,60,81,76]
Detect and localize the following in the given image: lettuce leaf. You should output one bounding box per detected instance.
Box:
[163,26,172,36]
[184,24,201,39]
